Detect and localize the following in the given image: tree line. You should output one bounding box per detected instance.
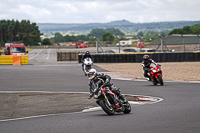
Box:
[0,19,41,46]
[43,23,200,45]
[136,30,169,42]
[46,28,176,45]
[168,24,200,35]
[44,28,125,45]
[133,24,200,42]
[1,19,200,46]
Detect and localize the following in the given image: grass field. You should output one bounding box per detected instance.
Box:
[1,48,32,52]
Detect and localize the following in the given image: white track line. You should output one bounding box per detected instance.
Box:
[100,72,200,83]
[47,49,50,60]
[0,91,163,122]
[0,112,83,122]
[29,49,43,60]
[113,77,200,83]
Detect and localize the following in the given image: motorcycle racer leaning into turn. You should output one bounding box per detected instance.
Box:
[88,68,127,111]
[142,54,160,81]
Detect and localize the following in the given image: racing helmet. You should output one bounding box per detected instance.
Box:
[85,51,90,55]
[143,55,149,63]
[88,69,97,80]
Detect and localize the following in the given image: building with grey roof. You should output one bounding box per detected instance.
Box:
[146,34,200,52]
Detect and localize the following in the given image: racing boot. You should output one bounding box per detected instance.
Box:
[118,94,128,104]
[146,77,151,81]
[148,75,152,81]
[115,103,125,112]
[115,103,122,112]
[96,100,100,106]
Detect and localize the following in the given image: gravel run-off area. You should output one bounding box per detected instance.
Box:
[96,62,200,81]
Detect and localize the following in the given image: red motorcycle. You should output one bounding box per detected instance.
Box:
[149,63,164,86]
[89,83,131,115]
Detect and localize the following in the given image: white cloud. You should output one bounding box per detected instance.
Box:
[17,4,51,19]
[0,0,199,23]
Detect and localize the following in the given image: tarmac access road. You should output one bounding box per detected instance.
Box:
[0,48,200,133]
[28,49,58,65]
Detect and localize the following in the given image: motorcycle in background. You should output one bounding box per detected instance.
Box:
[149,63,164,86]
[82,57,93,76]
[89,82,131,115]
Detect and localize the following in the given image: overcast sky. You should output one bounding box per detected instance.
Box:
[0,0,200,23]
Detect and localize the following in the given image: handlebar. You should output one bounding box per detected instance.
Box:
[144,68,150,71]
[89,87,99,99]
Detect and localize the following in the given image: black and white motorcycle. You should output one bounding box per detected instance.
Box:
[82,57,93,76]
[89,82,131,115]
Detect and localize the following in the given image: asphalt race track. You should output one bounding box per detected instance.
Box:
[0,49,200,133]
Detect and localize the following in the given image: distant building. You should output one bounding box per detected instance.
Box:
[146,34,200,52]
[124,36,133,39]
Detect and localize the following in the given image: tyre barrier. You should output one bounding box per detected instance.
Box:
[78,52,200,63]
[57,52,80,61]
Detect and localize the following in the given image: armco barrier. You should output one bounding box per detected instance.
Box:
[78,52,200,63]
[0,55,29,65]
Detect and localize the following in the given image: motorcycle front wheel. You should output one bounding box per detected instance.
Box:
[99,98,115,115]
[153,79,158,85]
[84,72,87,76]
[157,75,164,86]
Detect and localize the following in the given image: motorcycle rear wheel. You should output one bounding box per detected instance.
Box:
[99,98,115,115]
[158,75,164,86]
[123,103,131,114]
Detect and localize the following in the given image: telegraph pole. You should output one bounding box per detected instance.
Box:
[159,34,164,52]
[94,36,99,53]
[197,34,200,51]
[137,35,142,52]
[116,36,120,53]
[181,34,185,52]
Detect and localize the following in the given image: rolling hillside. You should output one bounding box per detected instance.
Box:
[37,20,200,36]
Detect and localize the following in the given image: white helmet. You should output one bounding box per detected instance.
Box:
[88,69,97,80]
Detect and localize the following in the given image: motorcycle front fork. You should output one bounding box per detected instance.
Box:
[104,94,112,107]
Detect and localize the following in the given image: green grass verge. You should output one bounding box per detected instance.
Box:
[1,48,33,52]
[26,48,33,52]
